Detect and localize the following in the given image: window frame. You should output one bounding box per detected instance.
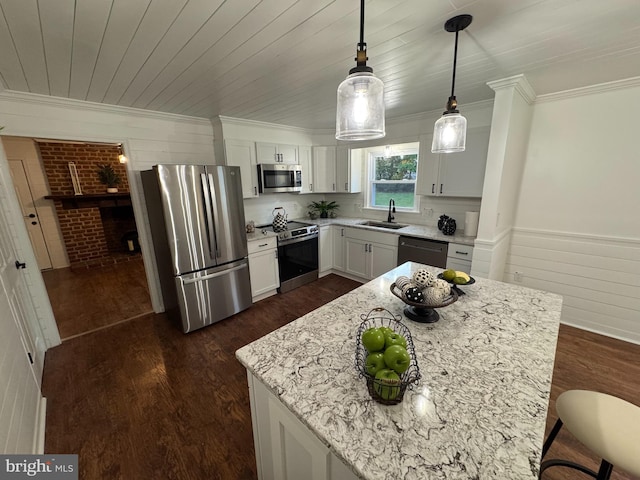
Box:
[364,142,420,213]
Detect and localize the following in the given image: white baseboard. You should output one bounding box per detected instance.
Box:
[34,397,47,454]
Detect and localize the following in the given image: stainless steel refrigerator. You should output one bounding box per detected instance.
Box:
[142,165,252,333]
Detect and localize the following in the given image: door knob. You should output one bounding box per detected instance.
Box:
[15,260,26,270]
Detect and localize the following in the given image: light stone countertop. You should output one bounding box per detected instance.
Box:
[236,262,562,480]
[295,217,476,246]
[245,229,278,242]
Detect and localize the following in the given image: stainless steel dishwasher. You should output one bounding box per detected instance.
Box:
[397,236,448,268]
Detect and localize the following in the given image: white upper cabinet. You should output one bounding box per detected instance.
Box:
[312,146,362,194]
[335,146,362,193]
[416,126,490,197]
[224,138,259,199]
[312,146,337,193]
[298,145,314,194]
[256,142,299,164]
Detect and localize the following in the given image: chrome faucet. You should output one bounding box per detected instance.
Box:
[387,199,396,223]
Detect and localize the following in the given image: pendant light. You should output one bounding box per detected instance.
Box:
[432,14,472,153]
[336,0,385,141]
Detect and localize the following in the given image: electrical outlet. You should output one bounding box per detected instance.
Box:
[513,271,523,282]
[423,208,434,217]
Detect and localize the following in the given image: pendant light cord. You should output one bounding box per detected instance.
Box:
[450,28,459,99]
[358,0,365,50]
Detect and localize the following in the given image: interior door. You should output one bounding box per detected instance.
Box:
[0,144,45,453]
[8,159,52,270]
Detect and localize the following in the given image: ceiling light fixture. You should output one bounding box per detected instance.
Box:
[336,0,385,141]
[432,14,472,154]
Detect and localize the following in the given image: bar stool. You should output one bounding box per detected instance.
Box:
[539,389,640,479]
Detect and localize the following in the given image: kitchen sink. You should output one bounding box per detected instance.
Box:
[358,221,408,230]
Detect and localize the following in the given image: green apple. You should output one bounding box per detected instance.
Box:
[361,327,385,352]
[373,369,401,400]
[383,345,411,374]
[379,326,395,337]
[384,332,407,349]
[365,352,386,376]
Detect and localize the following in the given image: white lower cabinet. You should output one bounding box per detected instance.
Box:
[446,242,473,274]
[332,226,345,272]
[248,237,279,301]
[343,227,398,280]
[248,372,358,480]
[319,226,333,275]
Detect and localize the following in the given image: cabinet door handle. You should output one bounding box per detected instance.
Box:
[455,251,468,255]
[309,183,313,191]
[345,182,348,191]
[275,251,278,259]
[254,186,257,195]
[332,183,335,191]
[364,244,368,253]
[432,183,435,194]
[440,184,443,194]
[258,243,268,247]
[368,243,372,252]
[341,228,344,237]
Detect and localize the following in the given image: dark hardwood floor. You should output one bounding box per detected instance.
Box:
[42,257,153,339]
[42,275,640,480]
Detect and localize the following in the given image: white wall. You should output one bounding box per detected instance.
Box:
[0,90,216,342]
[507,79,640,343]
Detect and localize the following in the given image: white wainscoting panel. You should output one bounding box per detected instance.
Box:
[505,228,640,344]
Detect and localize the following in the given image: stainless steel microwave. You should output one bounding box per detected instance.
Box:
[257,164,302,193]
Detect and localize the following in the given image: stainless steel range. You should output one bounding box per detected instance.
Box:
[262,221,319,293]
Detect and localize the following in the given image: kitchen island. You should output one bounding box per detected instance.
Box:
[236,262,563,480]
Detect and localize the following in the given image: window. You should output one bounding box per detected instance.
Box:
[365,142,419,212]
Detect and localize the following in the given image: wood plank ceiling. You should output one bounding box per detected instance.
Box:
[0,0,639,129]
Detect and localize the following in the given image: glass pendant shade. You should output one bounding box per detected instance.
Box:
[336,72,385,141]
[432,112,467,153]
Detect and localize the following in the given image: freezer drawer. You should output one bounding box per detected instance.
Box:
[175,259,252,333]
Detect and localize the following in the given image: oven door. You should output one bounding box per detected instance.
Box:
[277,235,318,291]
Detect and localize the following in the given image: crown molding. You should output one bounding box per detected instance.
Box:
[0,90,212,126]
[535,75,640,104]
[215,115,316,135]
[487,74,536,104]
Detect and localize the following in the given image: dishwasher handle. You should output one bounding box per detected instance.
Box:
[399,240,445,254]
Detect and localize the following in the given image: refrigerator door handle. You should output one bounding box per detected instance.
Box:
[206,173,221,258]
[182,263,248,285]
[200,173,219,259]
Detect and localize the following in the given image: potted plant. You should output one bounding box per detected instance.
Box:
[97,164,122,193]
[308,200,339,219]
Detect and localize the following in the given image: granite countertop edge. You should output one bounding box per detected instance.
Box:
[292,216,476,246]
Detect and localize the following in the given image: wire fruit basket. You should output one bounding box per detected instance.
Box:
[355,307,421,405]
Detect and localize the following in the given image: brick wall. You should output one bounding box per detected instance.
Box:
[39,142,129,195]
[39,142,136,268]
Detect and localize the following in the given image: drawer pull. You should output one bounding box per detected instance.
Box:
[258,243,269,247]
[455,251,468,255]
